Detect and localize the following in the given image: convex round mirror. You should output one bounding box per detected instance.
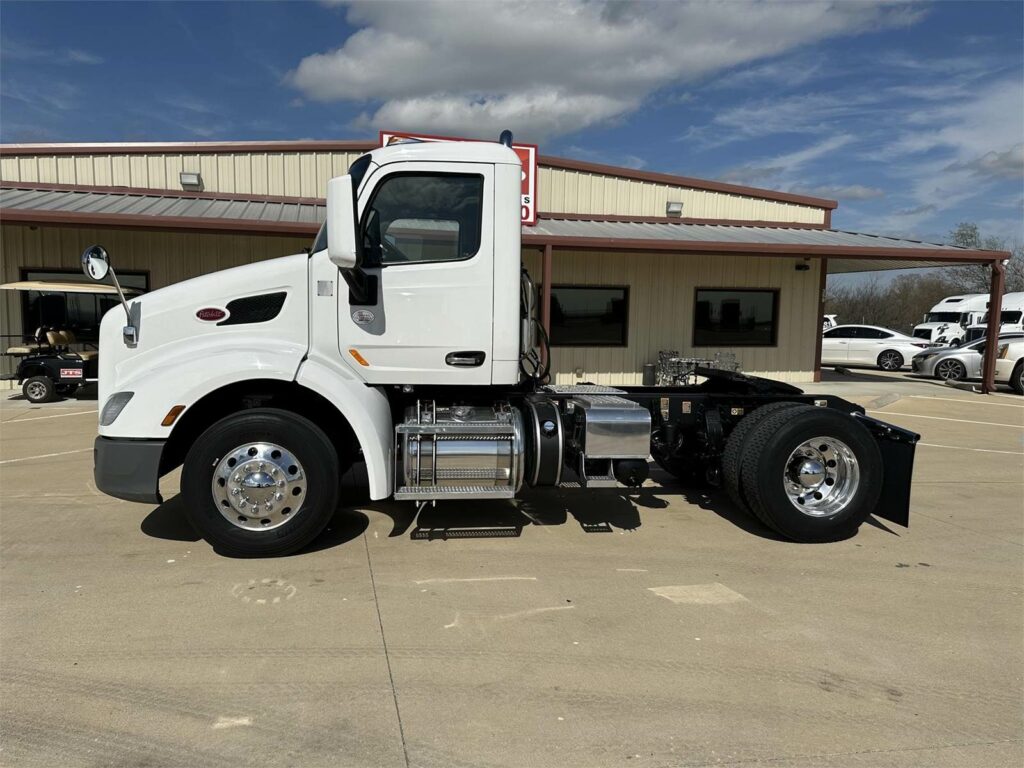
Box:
[81,245,110,281]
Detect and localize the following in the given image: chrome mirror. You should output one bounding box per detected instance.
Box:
[81,244,138,347]
[81,245,110,281]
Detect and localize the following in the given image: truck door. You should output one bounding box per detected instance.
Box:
[339,164,495,385]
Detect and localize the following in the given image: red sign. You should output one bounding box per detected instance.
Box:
[379,130,538,226]
[60,368,83,378]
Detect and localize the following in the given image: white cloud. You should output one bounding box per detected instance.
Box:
[290,0,923,141]
[720,134,855,185]
[797,184,886,201]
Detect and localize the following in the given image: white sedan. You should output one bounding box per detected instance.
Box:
[994,339,1024,394]
[822,324,932,371]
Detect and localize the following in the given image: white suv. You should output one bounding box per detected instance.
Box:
[994,339,1024,395]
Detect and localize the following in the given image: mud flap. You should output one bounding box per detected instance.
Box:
[853,413,919,527]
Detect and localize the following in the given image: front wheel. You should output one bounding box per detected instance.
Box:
[934,358,966,381]
[181,408,342,557]
[738,405,883,542]
[877,350,904,371]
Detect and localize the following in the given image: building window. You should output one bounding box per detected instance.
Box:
[361,173,484,265]
[693,288,778,347]
[549,285,629,347]
[19,269,149,343]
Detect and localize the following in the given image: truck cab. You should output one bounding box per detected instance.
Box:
[912,294,988,345]
[86,135,918,557]
[962,292,1024,344]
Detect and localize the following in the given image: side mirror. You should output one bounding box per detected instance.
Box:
[81,245,110,281]
[80,244,138,347]
[326,175,358,269]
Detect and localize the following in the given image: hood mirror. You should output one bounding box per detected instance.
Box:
[80,244,139,347]
[81,245,111,281]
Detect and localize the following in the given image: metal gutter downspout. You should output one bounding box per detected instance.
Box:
[981,260,1006,394]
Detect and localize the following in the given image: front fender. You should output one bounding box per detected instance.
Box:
[295,358,393,500]
[99,337,305,439]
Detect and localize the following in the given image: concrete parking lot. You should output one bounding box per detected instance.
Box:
[1,380,1022,767]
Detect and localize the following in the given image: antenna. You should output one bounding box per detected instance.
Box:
[499,130,513,147]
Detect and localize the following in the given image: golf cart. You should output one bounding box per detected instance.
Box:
[1,277,140,403]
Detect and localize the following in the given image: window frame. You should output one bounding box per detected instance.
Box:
[358,171,486,268]
[691,287,780,348]
[547,284,630,348]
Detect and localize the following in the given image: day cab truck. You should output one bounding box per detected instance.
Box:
[85,135,919,557]
[912,293,989,346]
[962,292,1024,344]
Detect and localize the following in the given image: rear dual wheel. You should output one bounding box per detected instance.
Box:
[722,404,882,542]
[181,409,343,557]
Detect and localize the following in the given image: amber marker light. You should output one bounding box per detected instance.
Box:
[161,405,187,427]
[348,348,370,366]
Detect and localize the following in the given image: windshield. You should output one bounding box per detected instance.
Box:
[924,312,963,323]
[981,310,1023,324]
[309,153,374,255]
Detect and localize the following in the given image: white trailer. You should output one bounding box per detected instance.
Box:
[962,292,1024,343]
[84,135,918,557]
[912,294,989,345]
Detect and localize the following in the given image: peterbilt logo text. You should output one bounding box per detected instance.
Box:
[196,307,227,322]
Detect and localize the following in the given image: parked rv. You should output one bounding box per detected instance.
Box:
[961,292,1024,344]
[912,294,988,345]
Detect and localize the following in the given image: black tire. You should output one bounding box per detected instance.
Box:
[877,350,904,371]
[1011,360,1024,395]
[181,408,342,557]
[22,375,56,403]
[721,401,804,520]
[739,406,883,542]
[934,358,966,381]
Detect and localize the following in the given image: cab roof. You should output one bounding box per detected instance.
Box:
[368,139,521,167]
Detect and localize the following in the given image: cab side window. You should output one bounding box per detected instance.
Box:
[362,173,484,265]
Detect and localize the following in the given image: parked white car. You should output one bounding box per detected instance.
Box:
[994,339,1024,395]
[822,324,931,371]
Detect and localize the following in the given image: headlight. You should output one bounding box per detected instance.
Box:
[998,344,1009,359]
[100,391,134,426]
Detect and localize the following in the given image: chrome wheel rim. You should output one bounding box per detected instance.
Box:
[935,359,963,380]
[25,381,47,400]
[212,442,306,531]
[783,437,860,518]
[879,352,902,370]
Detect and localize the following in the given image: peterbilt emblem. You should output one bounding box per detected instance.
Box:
[351,309,375,325]
[196,307,227,322]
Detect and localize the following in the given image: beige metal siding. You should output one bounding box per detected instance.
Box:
[522,249,820,384]
[538,166,826,224]
[1,225,306,384]
[3,150,827,224]
[0,151,366,199]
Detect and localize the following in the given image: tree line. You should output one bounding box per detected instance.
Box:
[825,223,1024,334]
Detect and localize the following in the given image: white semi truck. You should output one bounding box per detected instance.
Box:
[912,293,989,345]
[962,292,1024,344]
[86,135,918,557]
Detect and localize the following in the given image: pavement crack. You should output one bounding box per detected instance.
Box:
[363,531,411,768]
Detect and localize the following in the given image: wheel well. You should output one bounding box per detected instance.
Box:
[160,379,360,475]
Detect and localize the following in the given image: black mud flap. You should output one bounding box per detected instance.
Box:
[853,413,919,527]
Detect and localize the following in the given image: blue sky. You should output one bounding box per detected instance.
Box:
[2,0,1022,248]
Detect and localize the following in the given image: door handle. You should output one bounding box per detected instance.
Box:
[446,351,486,367]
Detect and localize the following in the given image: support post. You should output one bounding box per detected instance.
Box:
[540,243,553,338]
[981,260,1005,394]
[813,257,828,383]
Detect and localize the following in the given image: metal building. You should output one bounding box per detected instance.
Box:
[0,140,1010,389]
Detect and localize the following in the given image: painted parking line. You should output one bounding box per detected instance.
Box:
[648,583,747,605]
[919,443,1024,456]
[908,395,1024,409]
[867,411,1024,429]
[3,409,98,423]
[0,447,92,465]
